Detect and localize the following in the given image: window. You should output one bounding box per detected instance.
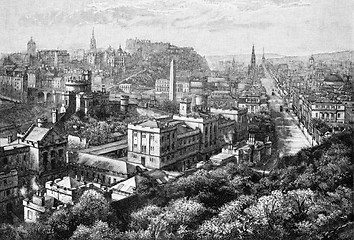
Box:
[142,133,146,138]
[133,132,137,137]
[133,143,137,148]
[58,149,64,158]
[150,157,154,162]
[28,210,33,220]
[150,146,154,152]
[150,134,155,141]
[142,145,147,153]
[6,190,10,196]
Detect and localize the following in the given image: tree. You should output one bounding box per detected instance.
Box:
[70,221,119,240]
[47,208,75,240]
[197,195,254,240]
[72,190,110,226]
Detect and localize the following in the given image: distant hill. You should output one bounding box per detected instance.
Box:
[206,50,353,70]
[205,53,283,70]
[266,50,353,65]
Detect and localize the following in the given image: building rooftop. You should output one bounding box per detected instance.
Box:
[176,123,199,135]
[110,176,136,194]
[324,73,343,82]
[55,176,84,189]
[80,138,127,155]
[77,153,128,175]
[136,118,180,129]
[25,127,50,142]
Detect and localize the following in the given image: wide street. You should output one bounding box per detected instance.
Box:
[261,68,311,159]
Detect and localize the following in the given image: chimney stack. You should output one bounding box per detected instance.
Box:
[179,98,191,116]
[52,108,58,124]
[37,118,43,128]
[102,84,106,93]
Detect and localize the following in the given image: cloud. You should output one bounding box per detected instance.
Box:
[0,0,351,56]
[15,0,312,28]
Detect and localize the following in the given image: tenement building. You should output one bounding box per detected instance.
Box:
[0,169,18,219]
[0,66,28,103]
[0,138,31,186]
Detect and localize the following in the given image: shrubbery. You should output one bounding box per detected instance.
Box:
[1,130,353,240]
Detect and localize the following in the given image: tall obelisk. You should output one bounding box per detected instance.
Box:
[169,59,176,102]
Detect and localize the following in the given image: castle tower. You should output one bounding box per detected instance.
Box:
[262,47,265,62]
[169,59,176,102]
[251,44,256,69]
[27,37,37,57]
[90,28,97,52]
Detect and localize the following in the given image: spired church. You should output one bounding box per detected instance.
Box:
[85,28,130,72]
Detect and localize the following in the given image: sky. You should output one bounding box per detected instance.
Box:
[0,0,353,56]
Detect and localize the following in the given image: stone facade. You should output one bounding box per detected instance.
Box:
[19,124,68,183]
[0,169,18,217]
[128,100,236,170]
[0,67,28,103]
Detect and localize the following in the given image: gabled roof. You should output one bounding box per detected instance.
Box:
[110,176,136,193]
[25,127,50,142]
[56,176,83,189]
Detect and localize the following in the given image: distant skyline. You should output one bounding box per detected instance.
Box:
[0,0,353,56]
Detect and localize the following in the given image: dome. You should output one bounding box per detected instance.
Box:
[324,73,343,83]
[27,37,35,45]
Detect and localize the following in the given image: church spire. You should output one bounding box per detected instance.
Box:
[262,47,265,60]
[251,44,256,68]
[90,27,97,51]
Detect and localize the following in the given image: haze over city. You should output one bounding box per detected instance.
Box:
[0,0,353,56]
